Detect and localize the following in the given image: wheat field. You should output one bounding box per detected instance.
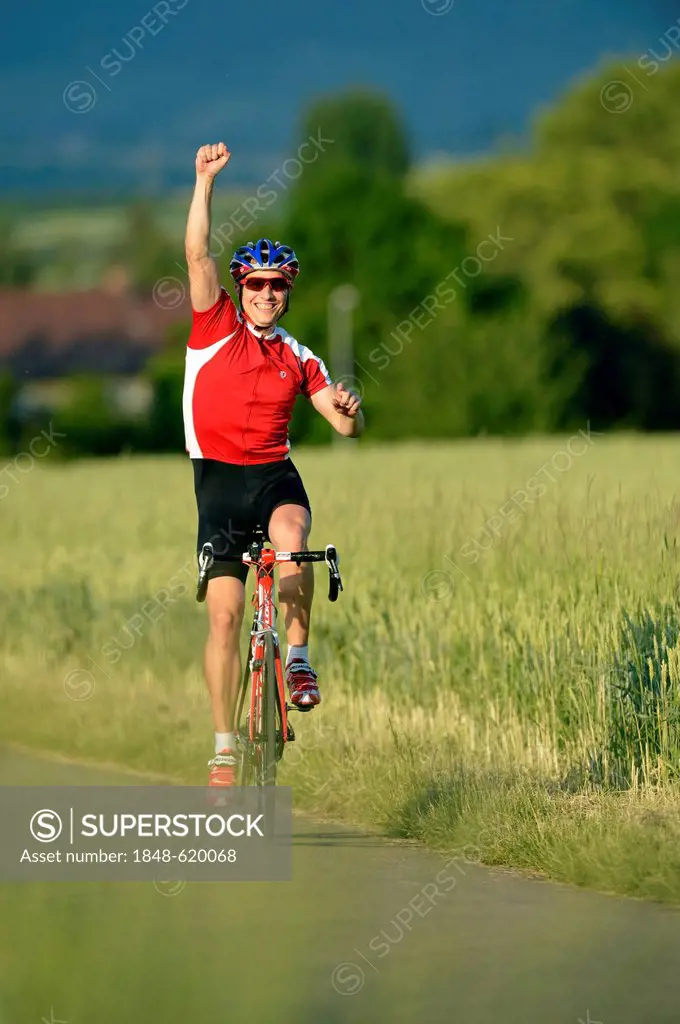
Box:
[4,434,680,900]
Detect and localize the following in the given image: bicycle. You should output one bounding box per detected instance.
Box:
[195,527,342,788]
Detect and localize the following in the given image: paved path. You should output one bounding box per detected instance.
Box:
[1,747,679,1023]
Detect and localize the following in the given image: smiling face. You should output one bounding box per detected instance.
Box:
[240,271,290,330]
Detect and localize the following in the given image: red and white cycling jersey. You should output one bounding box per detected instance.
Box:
[183,289,332,464]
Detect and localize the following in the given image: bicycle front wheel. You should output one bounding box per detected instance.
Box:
[256,632,280,787]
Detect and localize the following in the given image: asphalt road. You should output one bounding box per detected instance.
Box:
[1,747,679,1024]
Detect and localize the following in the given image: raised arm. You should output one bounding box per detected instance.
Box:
[185,142,231,312]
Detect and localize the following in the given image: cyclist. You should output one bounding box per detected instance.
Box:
[184,142,364,788]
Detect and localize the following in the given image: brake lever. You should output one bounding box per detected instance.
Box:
[196,542,214,603]
[325,544,343,602]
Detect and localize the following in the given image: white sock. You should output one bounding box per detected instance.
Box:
[215,732,236,754]
[286,644,309,667]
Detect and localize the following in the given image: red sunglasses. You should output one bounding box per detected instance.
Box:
[243,276,289,293]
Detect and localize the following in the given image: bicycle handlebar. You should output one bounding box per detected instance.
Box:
[283,551,329,563]
[210,548,332,564]
[196,543,343,603]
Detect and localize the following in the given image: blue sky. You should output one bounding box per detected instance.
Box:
[0,0,676,193]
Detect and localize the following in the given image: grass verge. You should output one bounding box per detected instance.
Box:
[4,441,680,903]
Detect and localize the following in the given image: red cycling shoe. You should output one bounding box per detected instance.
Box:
[286,660,321,710]
[208,748,238,787]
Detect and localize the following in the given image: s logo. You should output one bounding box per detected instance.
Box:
[280,371,287,379]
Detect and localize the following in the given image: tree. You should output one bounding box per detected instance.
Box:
[408,59,680,430]
[55,377,136,456]
[0,371,19,455]
[144,321,188,453]
[0,222,37,287]
[299,90,411,181]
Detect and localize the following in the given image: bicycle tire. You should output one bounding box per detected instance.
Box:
[258,632,279,787]
[238,648,254,786]
[239,712,254,785]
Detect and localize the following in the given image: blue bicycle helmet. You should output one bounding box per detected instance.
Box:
[229,238,300,286]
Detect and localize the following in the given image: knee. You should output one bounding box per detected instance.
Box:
[208,605,243,646]
[288,529,309,553]
[272,525,309,553]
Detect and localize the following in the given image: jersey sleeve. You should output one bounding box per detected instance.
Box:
[188,288,240,350]
[300,347,333,399]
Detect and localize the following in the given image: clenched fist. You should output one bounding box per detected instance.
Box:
[331,381,362,417]
[195,142,231,179]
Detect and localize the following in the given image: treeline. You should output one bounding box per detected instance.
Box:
[278,62,680,437]
[4,57,680,456]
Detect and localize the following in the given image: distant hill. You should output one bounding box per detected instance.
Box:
[0,0,676,195]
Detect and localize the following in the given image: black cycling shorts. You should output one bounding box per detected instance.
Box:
[192,457,311,584]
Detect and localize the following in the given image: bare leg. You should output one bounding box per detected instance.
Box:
[204,576,246,733]
[267,505,313,648]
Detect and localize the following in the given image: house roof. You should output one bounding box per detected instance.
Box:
[0,286,192,377]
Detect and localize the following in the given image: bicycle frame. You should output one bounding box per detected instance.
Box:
[239,547,289,758]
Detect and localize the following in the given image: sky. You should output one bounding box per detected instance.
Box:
[0,0,677,194]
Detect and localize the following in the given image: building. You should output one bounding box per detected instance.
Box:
[0,271,191,419]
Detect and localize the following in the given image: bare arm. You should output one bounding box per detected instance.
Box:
[311,382,365,438]
[185,142,231,312]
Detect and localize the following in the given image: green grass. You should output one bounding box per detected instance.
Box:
[4,437,680,901]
